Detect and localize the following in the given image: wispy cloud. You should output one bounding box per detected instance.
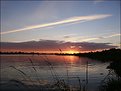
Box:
[104,34,121,38]
[79,33,121,42]
[1,14,112,35]
[80,37,100,42]
[94,0,105,4]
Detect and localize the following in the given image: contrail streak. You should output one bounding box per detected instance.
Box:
[1,14,112,35]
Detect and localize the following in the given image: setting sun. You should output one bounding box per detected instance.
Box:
[65,50,79,54]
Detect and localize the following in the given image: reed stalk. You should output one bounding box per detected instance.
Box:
[28,58,41,85]
[9,65,34,86]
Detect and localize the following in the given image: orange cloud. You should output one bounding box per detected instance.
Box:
[1,40,117,53]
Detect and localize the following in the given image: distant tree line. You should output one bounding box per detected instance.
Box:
[0,51,40,55]
[0,51,57,55]
[1,48,121,60]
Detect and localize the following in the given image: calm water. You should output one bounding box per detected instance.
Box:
[1,55,110,91]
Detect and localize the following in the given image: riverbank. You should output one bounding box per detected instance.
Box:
[75,48,121,62]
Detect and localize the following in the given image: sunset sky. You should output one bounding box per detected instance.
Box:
[1,0,120,53]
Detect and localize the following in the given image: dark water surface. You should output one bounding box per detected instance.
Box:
[1,55,110,91]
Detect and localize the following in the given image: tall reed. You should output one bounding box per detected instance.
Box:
[9,65,34,85]
[28,58,41,85]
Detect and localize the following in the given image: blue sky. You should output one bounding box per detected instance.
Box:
[1,0,120,51]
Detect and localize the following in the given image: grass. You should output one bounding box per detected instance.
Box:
[101,60,121,91]
[28,58,42,85]
[9,65,33,84]
[99,78,121,91]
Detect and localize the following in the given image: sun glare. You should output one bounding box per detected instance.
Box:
[66,50,79,54]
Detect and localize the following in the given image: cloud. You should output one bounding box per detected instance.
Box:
[94,0,105,4]
[1,40,117,52]
[104,34,121,38]
[64,36,71,39]
[79,33,120,42]
[63,34,77,39]
[1,14,112,35]
[70,46,76,49]
[80,38,99,42]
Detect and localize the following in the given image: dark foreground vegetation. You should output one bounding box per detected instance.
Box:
[99,77,121,91]
[79,48,121,91]
[76,48,121,91]
[75,48,121,61]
